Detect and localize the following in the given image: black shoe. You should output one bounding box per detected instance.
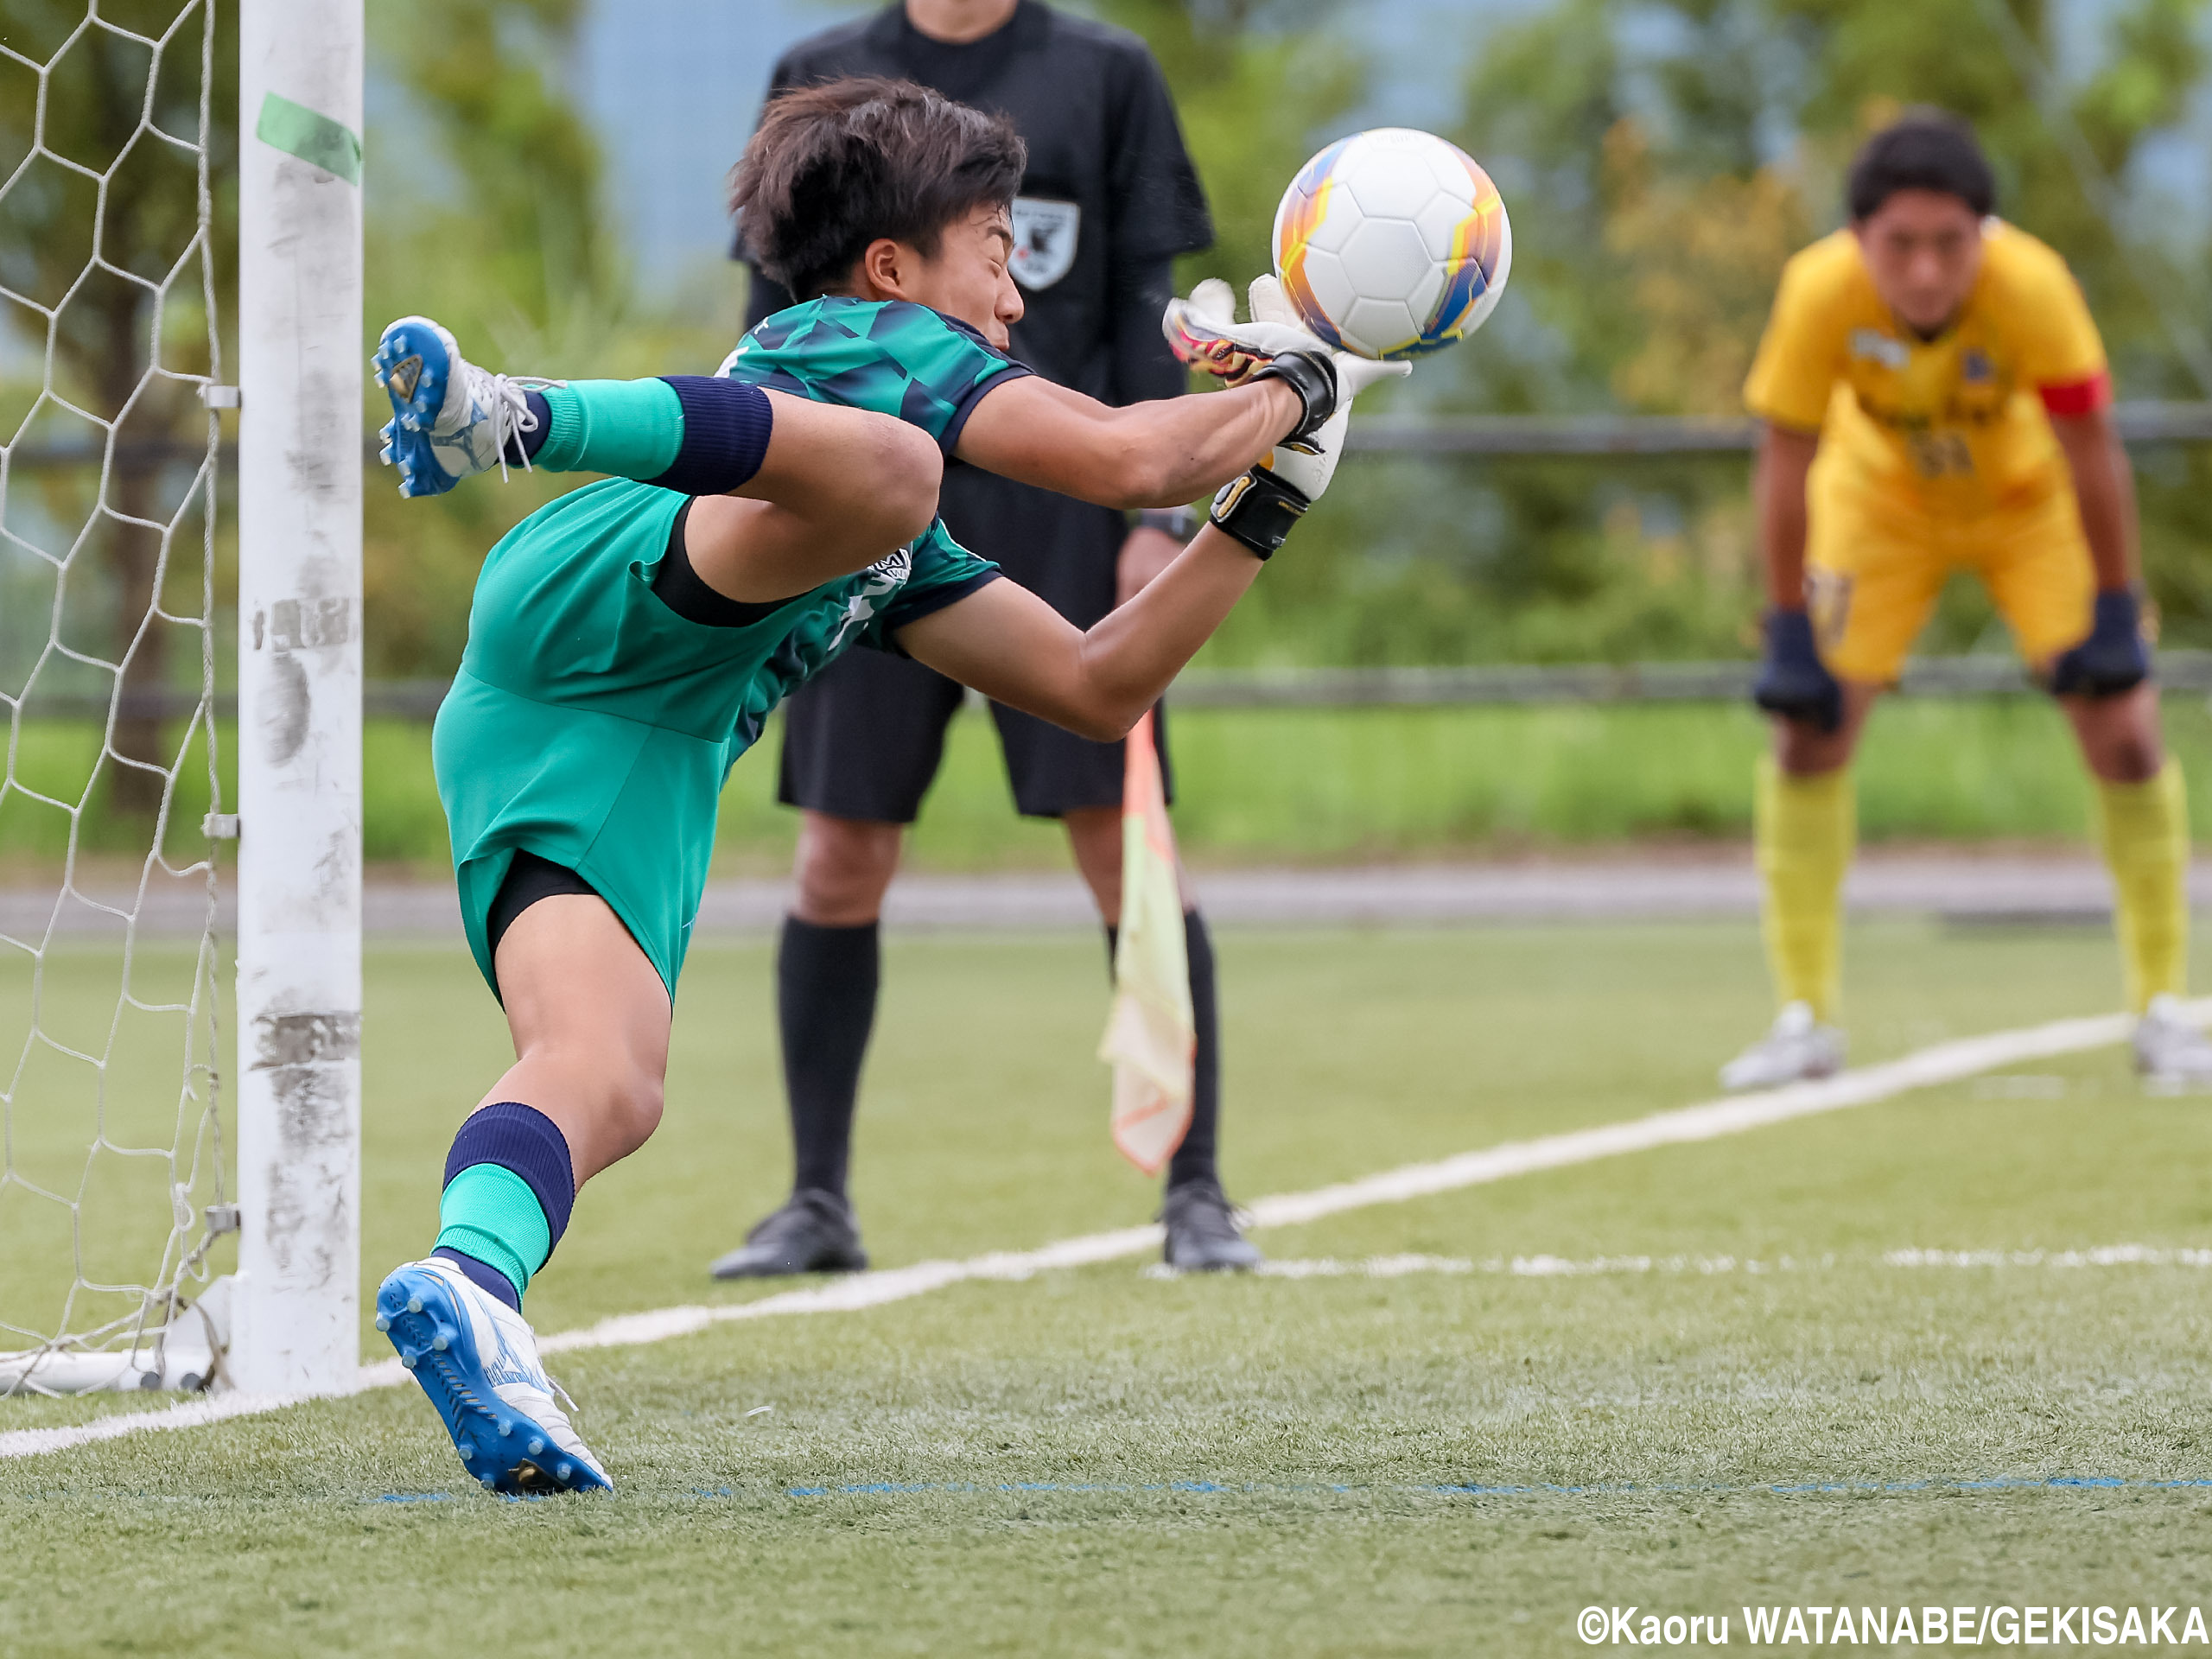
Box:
[1161,1179,1262,1272]
[709,1188,869,1279]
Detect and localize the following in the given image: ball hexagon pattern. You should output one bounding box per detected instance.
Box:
[1273,127,1512,359]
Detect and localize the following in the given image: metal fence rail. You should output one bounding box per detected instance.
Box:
[16,651,2212,722]
[1344,403,2212,454]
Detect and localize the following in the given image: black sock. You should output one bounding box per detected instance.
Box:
[777,915,880,1199]
[1166,909,1222,1192]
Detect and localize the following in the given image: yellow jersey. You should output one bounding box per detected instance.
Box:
[1743,223,2109,513]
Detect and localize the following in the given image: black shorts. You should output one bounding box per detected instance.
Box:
[485,850,600,960]
[779,469,1175,823]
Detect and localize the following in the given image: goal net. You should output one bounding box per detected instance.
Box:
[0,0,232,1395]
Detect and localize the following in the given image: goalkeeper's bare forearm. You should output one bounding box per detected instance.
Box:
[952,375,1305,511]
[893,524,1262,741]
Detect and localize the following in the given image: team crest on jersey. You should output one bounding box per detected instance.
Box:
[1961,349,1995,385]
[1010,197,1080,290]
[1849,328,1910,370]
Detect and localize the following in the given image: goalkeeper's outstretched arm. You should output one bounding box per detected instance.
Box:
[951,374,1304,510]
[950,276,1407,511]
[895,390,1351,741]
[894,523,1262,741]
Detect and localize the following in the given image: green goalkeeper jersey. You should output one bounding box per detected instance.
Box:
[436,299,1024,996]
[715,296,1032,449]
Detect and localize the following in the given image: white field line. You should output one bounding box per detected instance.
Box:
[1887,1245,2212,1269]
[1147,1246,2212,1281]
[2,998,2196,1463]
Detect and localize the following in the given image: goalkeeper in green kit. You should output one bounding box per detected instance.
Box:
[365,75,1404,1495]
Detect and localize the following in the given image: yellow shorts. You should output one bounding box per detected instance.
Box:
[1805,470,2095,685]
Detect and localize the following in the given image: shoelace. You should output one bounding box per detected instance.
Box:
[471,369,564,484]
[547,1371,582,1419]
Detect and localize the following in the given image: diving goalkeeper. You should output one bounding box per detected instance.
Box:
[363,76,1397,1496]
[1723,109,2212,1091]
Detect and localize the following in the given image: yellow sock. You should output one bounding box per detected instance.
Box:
[1754,756,1854,1022]
[2096,761,2189,1013]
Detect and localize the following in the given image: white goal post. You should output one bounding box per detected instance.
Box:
[0,0,362,1399]
[230,0,364,1397]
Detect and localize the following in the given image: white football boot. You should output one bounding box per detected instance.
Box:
[376,1257,610,1495]
[2134,995,2212,1095]
[372,315,556,497]
[1719,1001,1847,1090]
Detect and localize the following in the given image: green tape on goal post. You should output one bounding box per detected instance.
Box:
[254,92,362,187]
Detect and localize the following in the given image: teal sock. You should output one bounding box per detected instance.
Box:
[534,378,685,479]
[435,1165,553,1304]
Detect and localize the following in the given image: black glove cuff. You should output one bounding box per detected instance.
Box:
[1250,349,1338,442]
[1209,466,1312,560]
[2091,588,2143,633]
[1764,606,1817,652]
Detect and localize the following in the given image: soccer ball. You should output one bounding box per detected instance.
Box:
[1273,128,1512,360]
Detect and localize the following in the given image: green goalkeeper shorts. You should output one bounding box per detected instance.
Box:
[433,480,772,999]
[435,474,998,999]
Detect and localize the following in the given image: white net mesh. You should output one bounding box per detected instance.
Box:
[0,0,229,1395]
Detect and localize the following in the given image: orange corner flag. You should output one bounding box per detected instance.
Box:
[1098,709,1195,1174]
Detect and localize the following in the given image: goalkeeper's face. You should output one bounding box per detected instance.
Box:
[1853,188,1986,338]
[853,203,1025,349]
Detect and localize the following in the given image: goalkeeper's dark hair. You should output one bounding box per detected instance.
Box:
[731,77,1027,299]
[1847,108,1997,220]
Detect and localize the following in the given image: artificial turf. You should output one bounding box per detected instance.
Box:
[4,920,2212,1655]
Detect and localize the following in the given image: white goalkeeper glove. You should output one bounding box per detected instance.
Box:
[1205,402,1351,561]
[1163,275,1410,438]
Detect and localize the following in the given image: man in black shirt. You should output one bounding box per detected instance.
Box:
[711,0,1260,1276]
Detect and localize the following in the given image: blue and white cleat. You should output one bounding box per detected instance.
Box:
[376,1257,611,1496]
[372,315,551,499]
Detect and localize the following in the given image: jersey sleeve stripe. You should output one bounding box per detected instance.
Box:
[2038,370,2111,417]
[938,362,1035,455]
[879,569,1003,652]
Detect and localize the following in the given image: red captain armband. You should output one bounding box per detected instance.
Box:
[2038,371,2112,417]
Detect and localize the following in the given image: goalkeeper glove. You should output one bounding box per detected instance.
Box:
[1752,607,1844,734]
[1164,276,1408,442]
[1207,402,1353,560]
[2048,588,2151,698]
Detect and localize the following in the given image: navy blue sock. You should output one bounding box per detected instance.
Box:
[645,377,774,495]
[430,1247,525,1310]
[501,390,555,467]
[431,1103,576,1312]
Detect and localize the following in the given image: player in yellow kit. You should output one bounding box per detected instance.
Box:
[1721,109,2212,1090]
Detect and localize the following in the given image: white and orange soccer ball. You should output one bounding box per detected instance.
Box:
[1272,127,1512,361]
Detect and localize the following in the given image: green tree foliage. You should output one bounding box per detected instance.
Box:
[359,0,607,680]
[1405,0,2212,663]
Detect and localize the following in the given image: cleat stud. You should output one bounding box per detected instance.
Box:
[527,1437,545,1455]
[481,1474,496,1490]
[498,1420,513,1437]
[556,1462,572,1481]
[406,1296,423,1313]
[373,1314,390,1332]
[430,1333,448,1351]
[399,1352,416,1369]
